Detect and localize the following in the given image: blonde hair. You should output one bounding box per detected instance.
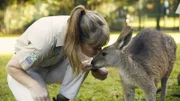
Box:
[64,5,110,74]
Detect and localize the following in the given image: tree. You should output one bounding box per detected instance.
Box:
[0,0,7,34]
[155,0,161,30]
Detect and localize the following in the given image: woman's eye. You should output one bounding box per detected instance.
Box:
[102,52,107,56]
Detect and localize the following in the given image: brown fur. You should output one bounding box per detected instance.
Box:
[128,28,176,83]
[91,26,177,101]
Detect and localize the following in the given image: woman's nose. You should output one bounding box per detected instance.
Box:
[96,48,102,54]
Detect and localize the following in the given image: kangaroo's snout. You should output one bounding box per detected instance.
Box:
[91,60,98,69]
[91,60,95,66]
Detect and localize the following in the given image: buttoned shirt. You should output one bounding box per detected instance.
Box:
[15,16,91,70]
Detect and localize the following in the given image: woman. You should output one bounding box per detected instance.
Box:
[6,5,110,101]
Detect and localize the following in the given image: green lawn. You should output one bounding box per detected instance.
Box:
[0,40,180,101]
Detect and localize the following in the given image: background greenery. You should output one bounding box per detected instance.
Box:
[0,0,180,35]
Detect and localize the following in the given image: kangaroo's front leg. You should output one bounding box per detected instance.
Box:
[140,81,157,101]
[121,79,135,101]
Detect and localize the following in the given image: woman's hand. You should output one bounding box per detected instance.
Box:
[81,60,108,80]
[28,83,50,101]
[82,60,93,71]
[91,67,108,80]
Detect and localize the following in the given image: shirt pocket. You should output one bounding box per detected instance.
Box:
[39,46,66,67]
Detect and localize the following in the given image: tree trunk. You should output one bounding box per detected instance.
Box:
[155,0,161,30]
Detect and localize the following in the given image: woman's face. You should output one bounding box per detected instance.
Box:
[80,43,102,57]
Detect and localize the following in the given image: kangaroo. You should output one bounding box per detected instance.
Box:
[91,26,177,101]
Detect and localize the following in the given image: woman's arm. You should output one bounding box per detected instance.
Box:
[6,55,39,88]
[6,55,50,101]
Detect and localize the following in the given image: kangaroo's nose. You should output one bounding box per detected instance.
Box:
[91,60,95,67]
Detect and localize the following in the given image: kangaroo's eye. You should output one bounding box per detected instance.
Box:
[102,52,107,56]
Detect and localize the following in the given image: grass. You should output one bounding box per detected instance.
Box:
[0,54,15,101]
[1,40,180,101]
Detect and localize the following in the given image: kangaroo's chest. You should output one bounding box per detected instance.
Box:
[118,66,145,86]
[118,69,136,85]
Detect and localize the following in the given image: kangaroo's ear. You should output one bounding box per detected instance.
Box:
[115,26,133,49]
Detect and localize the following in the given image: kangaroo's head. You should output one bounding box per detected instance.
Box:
[91,26,133,69]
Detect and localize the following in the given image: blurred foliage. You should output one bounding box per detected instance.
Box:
[0,0,179,34]
[3,0,74,34]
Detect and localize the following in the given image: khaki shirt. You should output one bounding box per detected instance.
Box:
[15,16,70,70]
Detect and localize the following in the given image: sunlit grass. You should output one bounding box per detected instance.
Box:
[0,53,15,101]
[0,37,17,54]
[0,34,180,101]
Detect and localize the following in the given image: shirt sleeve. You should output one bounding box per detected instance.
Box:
[17,17,56,70]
